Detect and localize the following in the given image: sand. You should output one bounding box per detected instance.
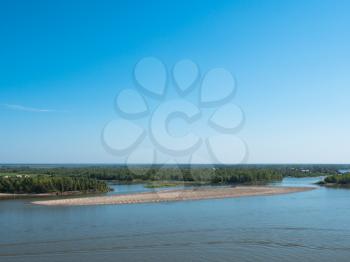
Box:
[32,186,315,206]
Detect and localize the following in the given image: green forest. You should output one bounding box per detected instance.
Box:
[322,173,350,185]
[0,175,110,194]
[0,164,346,194]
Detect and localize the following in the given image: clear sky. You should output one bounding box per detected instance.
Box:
[0,0,349,164]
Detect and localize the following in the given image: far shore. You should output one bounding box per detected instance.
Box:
[32,186,315,206]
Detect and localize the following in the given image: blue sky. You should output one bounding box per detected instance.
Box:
[0,0,349,164]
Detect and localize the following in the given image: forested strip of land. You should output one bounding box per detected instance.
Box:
[322,173,350,185]
[0,175,110,194]
[0,165,344,193]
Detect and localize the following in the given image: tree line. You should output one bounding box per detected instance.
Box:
[0,175,110,194]
[323,174,350,185]
[0,165,342,194]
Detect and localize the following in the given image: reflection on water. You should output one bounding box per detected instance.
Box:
[1,177,350,262]
[106,183,190,196]
[270,176,323,187]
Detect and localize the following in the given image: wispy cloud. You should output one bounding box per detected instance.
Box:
[1,104,66,113]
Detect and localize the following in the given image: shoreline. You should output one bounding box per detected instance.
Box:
[32,186,315,206]
[319,183,350,188]
[0,191,101,200]
[0,193,56,200]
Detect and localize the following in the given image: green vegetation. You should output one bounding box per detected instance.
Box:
[0,175,110,194]
[0,166,285,184]
[0,164,345,194]
[320,173,350,186]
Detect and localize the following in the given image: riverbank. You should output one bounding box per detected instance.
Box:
[32,186,315,206]
[0,193,54,200]
[0,191,99,200]
[319,183,350,188]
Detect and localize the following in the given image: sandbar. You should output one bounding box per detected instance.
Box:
[32,186,315,206]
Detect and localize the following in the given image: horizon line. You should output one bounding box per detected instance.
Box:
[1,163,350,166]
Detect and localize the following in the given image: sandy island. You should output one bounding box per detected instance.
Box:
[32,186,315,206]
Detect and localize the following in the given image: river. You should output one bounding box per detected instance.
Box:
[1,177,350,262]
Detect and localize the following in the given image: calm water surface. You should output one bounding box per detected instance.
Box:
[1,177,350,262]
